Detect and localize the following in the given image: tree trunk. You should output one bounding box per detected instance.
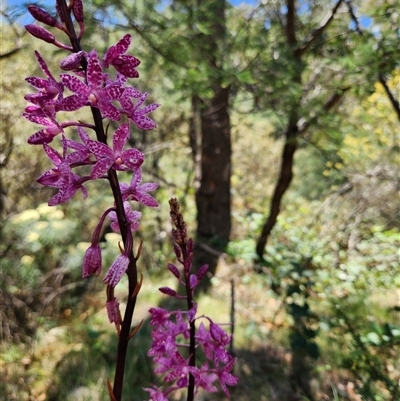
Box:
[256,125,298,258]
[192,0,231,291]
[194,86,231,290]
[255,0,344,259]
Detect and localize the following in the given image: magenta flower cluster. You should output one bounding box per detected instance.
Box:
[24,2,158,312]
[144,200,238,400]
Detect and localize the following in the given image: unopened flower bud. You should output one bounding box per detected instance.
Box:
[60,51,86,71]
[27,5,62,29]
[173,244,181,259]
[189,274,198,289]
[25,24,55,44]
[187,238,194,253]
[181,225,187,241]
[170,213,179,227]
[184,258,191,273]
[168,263,181,279]
[55,2,66,23]
[197,264,209,281]
[169,198,179,214]
[172,228,183,244]
[106,297,120,324]
[72,0,84,23]
[103,254,130,287]
[82,244,102,278]
[159,287,177,297]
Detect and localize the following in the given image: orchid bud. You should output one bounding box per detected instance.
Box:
[168,263,181,279]
[27,5,62,29]
[103,255,130,287]
[72,0,84,23]
[172,228,183,244]
[187,238,194,253]
[173,244,181,259]
[82,244,102,278]
[197,264,209,281]
[189,274,198,289]
[55,2,66,23]
[25,24,55,44]
[60,51,86,71]
[159,287,177,297]
[183,258,191,273]
[106,297,120,324]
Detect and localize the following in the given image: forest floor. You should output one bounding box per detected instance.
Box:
[1,261,399,401]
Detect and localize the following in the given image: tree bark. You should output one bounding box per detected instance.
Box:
[256,124,298,258]
[192,0,231,290]
[194,86,231,289]
[379,72,400,122]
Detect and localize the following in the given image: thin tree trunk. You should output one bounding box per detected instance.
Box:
[256,125,298,258]
[255,0,344,259]
[379,72,400,121]
[256,0,300,260]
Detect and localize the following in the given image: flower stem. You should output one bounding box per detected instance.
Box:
[56,2,138,399]
[113,260,138,400]
[182,267,196,401]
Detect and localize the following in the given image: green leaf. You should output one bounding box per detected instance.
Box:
[365,332,381,345]
[237,70,255,84]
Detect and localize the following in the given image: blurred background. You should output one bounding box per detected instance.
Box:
[1,0,399,400]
